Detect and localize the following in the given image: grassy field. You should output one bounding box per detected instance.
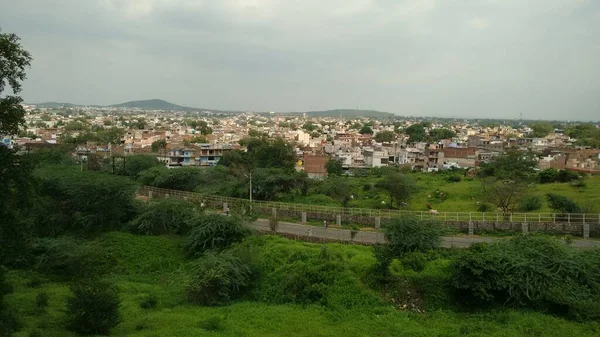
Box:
[282,172,600,213]
[6,232,600,337]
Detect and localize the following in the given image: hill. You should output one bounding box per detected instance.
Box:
[305,109,394,118]
[30,101,78,108]
[108,99,193,111]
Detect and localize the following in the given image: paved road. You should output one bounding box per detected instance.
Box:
[249,219,600,249]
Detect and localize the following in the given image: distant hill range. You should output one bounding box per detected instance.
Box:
[304,109,393,118]
[29,99,395,117]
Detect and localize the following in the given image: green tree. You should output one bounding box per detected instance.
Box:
[66,279,121,335]
[302,122,318,132]
[183,214,250,258]
[428,128,456,142]
[117,154,160,178]
[374,130,395,142]
[479,150,538,180]
[319,176,351,206]
[130,198,200,235]
[530,122,553,138]
[359,125,373,135]
[377,172,418,208]
[151,139,167,152]
[0,29,33,268]
[186,251,251,306]
[325,158,344,176]
[546,193,582,214]
[382,217,442,257]
[405,124,426,143]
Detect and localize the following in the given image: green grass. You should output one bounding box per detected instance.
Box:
[5,233,600,336]
[281,173,600,213]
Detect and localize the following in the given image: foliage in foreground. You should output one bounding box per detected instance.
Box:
[66,278,121,335]
[382,217,442,257]
[186,251,251,306]
[452,235,600,321]
[183,214,251,258]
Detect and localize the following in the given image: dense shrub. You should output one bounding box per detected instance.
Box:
[1,266,19,337]
[518,195,542,211]
[139,294,158,310]
[539,168,580,184]
[401,252,428,272]
[183,214,250,258]
[186,252,251,306]
[452,236,600,320]
[31,238,114,280]
[546,193,582,213]
[116,154,161,178]
[382,217,442,257]
[445,174,462,183]
[477,202,494,212]
[35,292,49,309]
[130,198,200,235]
[66,279,121,335]
[33,166,138,234]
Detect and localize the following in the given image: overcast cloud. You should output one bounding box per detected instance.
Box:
[1,0,599,119]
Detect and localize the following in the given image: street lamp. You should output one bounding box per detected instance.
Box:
[243,172,252,203]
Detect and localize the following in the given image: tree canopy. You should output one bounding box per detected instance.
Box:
[405,124,426,143]
[374,131,395,143]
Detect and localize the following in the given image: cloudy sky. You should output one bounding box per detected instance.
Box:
[1,0,599,119]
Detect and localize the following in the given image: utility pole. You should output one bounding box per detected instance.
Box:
[244,172,252,203]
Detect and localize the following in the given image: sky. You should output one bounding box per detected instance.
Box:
[1,0,599,120]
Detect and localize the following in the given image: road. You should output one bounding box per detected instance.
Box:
[249,219,600,249]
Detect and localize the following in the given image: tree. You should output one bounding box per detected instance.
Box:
[530,122,553,138]
[66,279,121,335]
[377,172,418,208]
[117,154,160,178]
[359,125,373,135]
[428,128,456,142]
[374,130,395,143]
[186,251,251,306]
[0,29,33,268]
[405,124,426,143]
[482,178,526,217]
[151,139,167,152]
[546,193,582,214]
[325,158,343,176]
[302,122,318,132]
[479,150,538,181]
[189,135,208,143]
[382,217,442,257]
[183,214,250,258]
[319,176,351,206]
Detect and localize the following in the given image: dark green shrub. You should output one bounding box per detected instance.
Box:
[538,168,559,183]
[186,252,251,306]
[31,238,114,280]
[28,329,43,337]
[571,180,586,188]
[382,217,442,257]
[139,294,158,310]
[401,252,427,272]
[445,175,462,183]
[130,198,200,235]
[198,316,224,331]
[519,195,542,211]
[35,292,49,309]
[66,279,121,335]
[1,266,20,337]
[477,202,493,212]
[183,214,250,258]
[546,193,582,213]
[116,154,161,178]
[452,236,600,320]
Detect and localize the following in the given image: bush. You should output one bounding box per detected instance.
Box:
[445,175,462,183]
[139,294,158,310]
[33,166,138,235]
[382,217,442,257]
[452,236,600,320]
[116,154,161,178]
[186,252,251,306]
[183,215,250,259]
[66,279,120,335]
[198,316,225,331]
[519,195,542,212]
[539,168,580,184]
[477,202,493,212]
[35,292,49,309]
[1,266,20,337]
[130,198,200,235]
[401,252,427,272]
[66,278,120,335]
[546,193,582,213]
[31,238,114,280]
